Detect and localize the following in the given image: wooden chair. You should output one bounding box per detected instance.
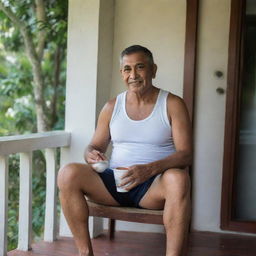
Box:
[88,200,164,239]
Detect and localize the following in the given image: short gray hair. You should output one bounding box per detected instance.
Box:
[120,45,154,67]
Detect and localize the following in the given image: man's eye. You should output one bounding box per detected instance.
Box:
[124,68,131,72]
[137,65,145,69]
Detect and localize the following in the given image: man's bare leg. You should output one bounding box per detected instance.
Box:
[57,163,119,256]
[139,169,191,256]
[162,170,191,256]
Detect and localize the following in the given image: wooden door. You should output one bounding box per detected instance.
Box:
[221,0,256,233]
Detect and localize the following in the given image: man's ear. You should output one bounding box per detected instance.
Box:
[152,64,157,78]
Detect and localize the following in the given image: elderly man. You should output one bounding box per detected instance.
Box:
[58,45,192,256]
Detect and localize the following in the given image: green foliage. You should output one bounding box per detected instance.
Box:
[0,0,68,132]
[0,51,36,134]
[0,0,68,51]
[7,155,19,250]
[0,0,68,251]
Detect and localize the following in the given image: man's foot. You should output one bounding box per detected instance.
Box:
[79,250,93,256]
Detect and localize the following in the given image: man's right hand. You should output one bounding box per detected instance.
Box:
[86,149,107,164]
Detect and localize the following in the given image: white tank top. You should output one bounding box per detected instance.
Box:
[109,89,176,169]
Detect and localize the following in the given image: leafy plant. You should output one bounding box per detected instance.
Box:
[0,0,68,251]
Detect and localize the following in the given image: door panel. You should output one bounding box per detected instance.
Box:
[234,14,256,221]
[221,0,256,232]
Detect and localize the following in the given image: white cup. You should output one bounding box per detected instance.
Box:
[113,168,130,192]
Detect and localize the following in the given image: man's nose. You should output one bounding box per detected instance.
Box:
[130,69,138,79]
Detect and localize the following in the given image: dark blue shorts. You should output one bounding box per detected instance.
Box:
[99,168,156,208]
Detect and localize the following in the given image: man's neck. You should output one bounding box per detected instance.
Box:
[127,86,159,104]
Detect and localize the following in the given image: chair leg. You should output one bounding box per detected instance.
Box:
[108,218,115,240]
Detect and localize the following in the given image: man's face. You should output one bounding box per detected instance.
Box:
[120,52,157,93]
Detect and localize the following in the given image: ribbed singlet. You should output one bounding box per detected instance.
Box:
[109,89,176,169]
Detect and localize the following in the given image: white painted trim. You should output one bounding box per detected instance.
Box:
[0,156,8,256]
[18,153,32,251]
[0,131,71,155]
[89,217,103,238]
[59,0,109,237]
[44,148,57,242]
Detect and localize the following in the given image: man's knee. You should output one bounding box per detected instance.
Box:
[161,168,190,198]
[57,163,87,190]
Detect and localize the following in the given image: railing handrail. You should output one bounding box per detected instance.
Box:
[0,130,72,256]
[0,131,71,155]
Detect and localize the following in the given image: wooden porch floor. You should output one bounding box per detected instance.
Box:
[8,231,256,256]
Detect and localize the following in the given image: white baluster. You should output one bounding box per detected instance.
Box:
[18,152,32,251]
[0,155,8,256]
[44,148,57,241]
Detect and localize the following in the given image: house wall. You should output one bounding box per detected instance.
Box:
[61,0,256,237]
[108,0,232,234]
[193,0,255,236]
[107,0,186,233]
[192,0,230,233]
[110,0,186,98]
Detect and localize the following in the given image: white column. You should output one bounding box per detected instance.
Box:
[63,0,101,164]
[18,152,32,251]
[89,216,103,238]
[44,148,57,241]
[60,0,114,237]
[0,155,8,256]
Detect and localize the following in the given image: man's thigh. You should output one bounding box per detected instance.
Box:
[138,174,165,210]
[138,168,190,210]
[60,163,120,207]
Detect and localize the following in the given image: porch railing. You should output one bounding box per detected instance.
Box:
[0,131,71,256]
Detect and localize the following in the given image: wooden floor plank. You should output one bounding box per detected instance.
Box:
[8,231,256,256]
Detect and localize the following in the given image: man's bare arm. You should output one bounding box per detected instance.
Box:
[149,94,192,172]
[84,98,116,164]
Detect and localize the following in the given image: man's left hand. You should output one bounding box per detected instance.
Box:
[119,164,154,191]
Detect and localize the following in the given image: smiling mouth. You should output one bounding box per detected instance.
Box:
[128,80,142,84]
